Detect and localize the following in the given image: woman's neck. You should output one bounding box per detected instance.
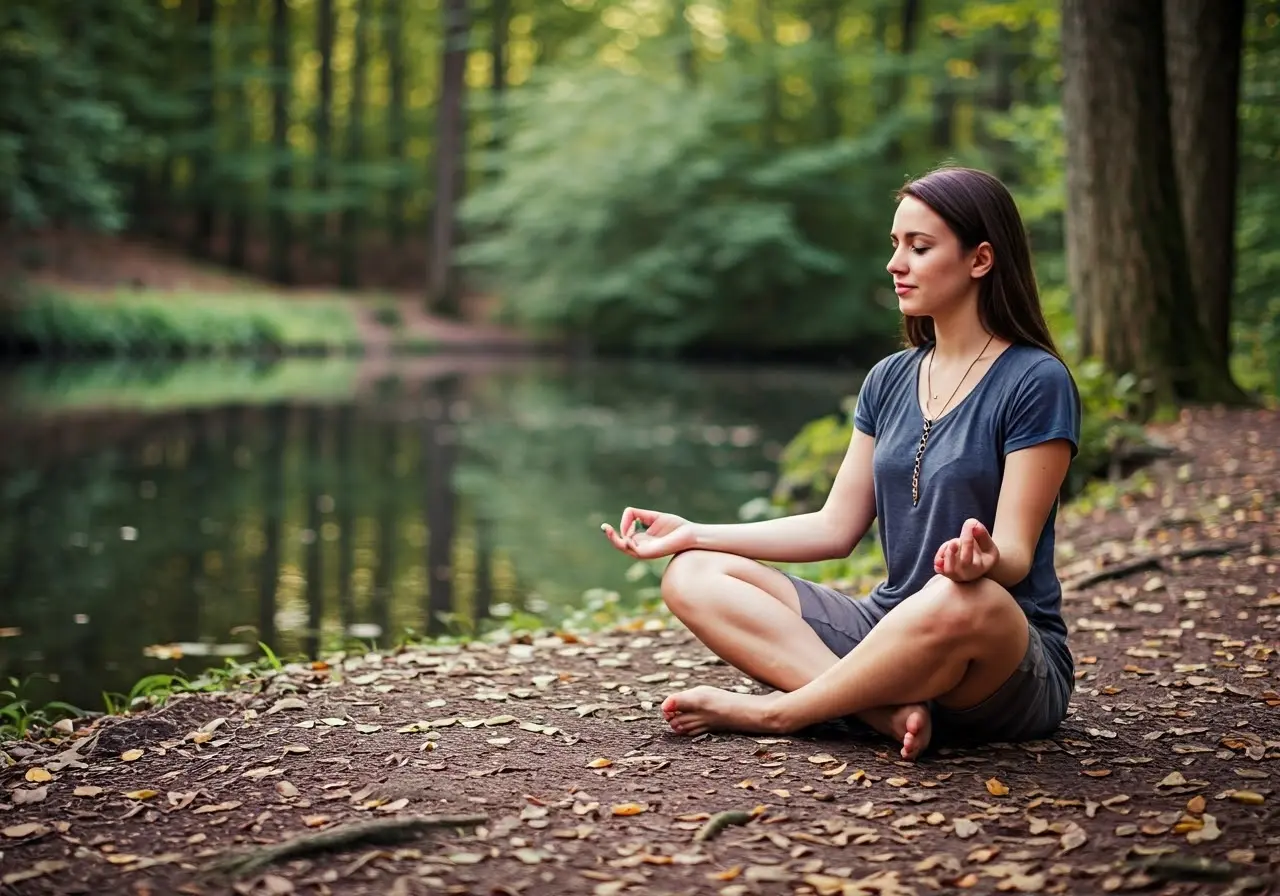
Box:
[929,296,996,362]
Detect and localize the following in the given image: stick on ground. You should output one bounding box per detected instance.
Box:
[205,814,487,876]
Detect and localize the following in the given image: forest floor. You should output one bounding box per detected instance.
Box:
[1,406,1278,896]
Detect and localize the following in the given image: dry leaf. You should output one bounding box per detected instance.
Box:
[3,822,49,839]
[985,778,1010,796]
[611,802,647,816]
[193,800,242,814]
[1229,790,1265,805]
[1186,795,1206,814]
[24,767,52,783]
[73,785,103,797]
[275,781,299,798]
[2,859,69,886]
[587,758,613,768]
[123,790,159,800]
[121,749,144,762]
[13,786,48,805]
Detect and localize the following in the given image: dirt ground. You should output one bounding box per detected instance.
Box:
[2,405,1277,896]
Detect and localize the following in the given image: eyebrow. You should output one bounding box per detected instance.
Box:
[891,230,935,240]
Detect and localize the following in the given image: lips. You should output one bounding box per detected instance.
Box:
[894,284,916,296]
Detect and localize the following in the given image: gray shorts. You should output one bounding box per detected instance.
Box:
[785,573,1070,744]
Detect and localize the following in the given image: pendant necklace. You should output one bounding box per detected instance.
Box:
[911,332,995,506]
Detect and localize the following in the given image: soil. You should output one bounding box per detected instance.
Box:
[1,405,1278,896]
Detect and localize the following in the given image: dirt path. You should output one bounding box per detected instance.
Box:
[2,407,1277,896]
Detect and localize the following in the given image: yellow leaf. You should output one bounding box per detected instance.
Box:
[24,767,52,783]
[1230,790,1265,805]
[1186,795,1206,814]
[587,758,613,768]
[985,778,1010,796]
[105,854,140,865]
[611,802,647,816]
[708,866,742,882]
[121,749,144,762]
[123,790,158,800]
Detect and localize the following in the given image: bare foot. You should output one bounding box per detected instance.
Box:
[891,703,932,761]
[660,686,786,736]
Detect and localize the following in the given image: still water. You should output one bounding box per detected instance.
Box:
[0,355,865,710]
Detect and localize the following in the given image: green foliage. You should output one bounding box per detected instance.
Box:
[5,288,360,355]
[460,65,906,352]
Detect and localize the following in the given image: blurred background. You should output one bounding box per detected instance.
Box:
[0,0,1276,715]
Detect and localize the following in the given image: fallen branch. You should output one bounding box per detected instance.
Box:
[204,814,487,876]
[694,810,755,843]
[1126,854,1272,890]
[1063,540,1254,591]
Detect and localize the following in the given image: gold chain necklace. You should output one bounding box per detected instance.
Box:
[911,332,996,506]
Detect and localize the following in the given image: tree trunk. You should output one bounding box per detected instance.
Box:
[488,0,510,170]
[676,0,697,85]
[810,0,843,141]
[1061,0,1245,406]
[313,0,335,252]
[226,0,253,270]
[385,0,408,245]
[427,0,470,317]
[268,0,293,285]
[338,0,370,288]
[187,0,216,258]
[886,0,922,164]
[758,0,779,148]
[423,377,459,636]
[1165,0,1245,366]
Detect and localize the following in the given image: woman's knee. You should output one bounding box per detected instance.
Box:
[660,550,734,611]
[905,575,1020,643]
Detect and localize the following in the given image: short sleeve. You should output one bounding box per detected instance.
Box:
[853,356,889,436]
[1002,358,1081,458]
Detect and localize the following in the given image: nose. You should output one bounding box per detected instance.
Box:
[886,246,908,276]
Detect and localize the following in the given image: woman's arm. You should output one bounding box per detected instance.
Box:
[693,429,878,563]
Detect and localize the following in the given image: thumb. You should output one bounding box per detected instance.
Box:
[621,506,659,536]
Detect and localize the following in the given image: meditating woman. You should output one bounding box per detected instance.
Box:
[601,166,1080,761]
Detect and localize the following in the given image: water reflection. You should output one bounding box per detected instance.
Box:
[0,357,864,708]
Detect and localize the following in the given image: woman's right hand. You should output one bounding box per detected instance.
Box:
[600,507,699,560]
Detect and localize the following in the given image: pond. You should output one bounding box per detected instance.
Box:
[0,355,868,711]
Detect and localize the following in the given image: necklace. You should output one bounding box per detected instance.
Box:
[911,332,996,506]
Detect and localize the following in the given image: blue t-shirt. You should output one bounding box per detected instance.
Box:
[852,342,1080,686]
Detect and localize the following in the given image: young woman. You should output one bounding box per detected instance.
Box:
[601,166,1080,761]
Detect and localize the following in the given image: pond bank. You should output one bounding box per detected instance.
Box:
[1,406,1277,895]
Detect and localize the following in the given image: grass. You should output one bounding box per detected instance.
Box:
[4,286,363,357]
[8,357,364,412]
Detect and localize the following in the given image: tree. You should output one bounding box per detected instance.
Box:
[428,0,470,317]
[1060,0,1245,405]
[1165,0,1246,366]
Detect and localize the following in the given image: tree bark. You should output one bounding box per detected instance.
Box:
[385,0,408,244]
[313,0,335,251]
[187,0,216,258]
[1060,0,1245,405]
[427,0,470,317]
[268,0,293,284]
[338,0,370,288]
[1164,0,1245,366]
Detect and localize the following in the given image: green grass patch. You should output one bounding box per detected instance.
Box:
[5,287,362,356]
[8,358,363,412]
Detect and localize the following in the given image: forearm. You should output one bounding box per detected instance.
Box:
[986,538,1032,588]
[692,512,851,563]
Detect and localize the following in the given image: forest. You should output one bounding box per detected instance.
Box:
[2,0,1276,401]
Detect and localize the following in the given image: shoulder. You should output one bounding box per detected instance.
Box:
[999,345,1077,394]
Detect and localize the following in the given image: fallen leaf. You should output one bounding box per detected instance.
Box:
[320,717,348,727]
[1186,795,1206,814]
[3,822,49,839]
[2,859,69,886]
[275,781,299,798]
[1158,771,1187,787]
[73,785,103,797]
[953,818,981,839]
[105,854,141,865]
[123,790,159,800]
[985,778,1010,796]
[355,724,382,734]
[24,767,52,783]
[611,802,647,816]
[13,786,48,805]
[378,798,410,812]
[193,800,242,814]
[483,715,518,726]
[121,749,144,762]
[587,758,613,769]
[265,697,308,714]
[1229,790,1265,805]
[1186,813,1221,844]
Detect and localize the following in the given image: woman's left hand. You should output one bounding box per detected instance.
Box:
[934,518,999,582]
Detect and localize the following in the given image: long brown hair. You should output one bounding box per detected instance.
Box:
[897,167,1063,361]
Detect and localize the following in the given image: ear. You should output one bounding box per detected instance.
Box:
[969,242,994,280]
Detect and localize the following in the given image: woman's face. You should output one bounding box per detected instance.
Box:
[886,196,991,318]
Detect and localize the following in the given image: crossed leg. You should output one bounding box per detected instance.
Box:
[656,550,1029,759]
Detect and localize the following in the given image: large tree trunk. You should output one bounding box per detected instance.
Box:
[427,0,470,317]
[1060,0,1245,405]
[1165,0,1245,367]
[187,0,216,258]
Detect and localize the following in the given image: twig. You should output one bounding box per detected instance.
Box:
[1063,540,1253,591]
[204,814,486,876]
[693,810,755,843]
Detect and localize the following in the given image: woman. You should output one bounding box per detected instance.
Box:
[601,166,1080,761]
